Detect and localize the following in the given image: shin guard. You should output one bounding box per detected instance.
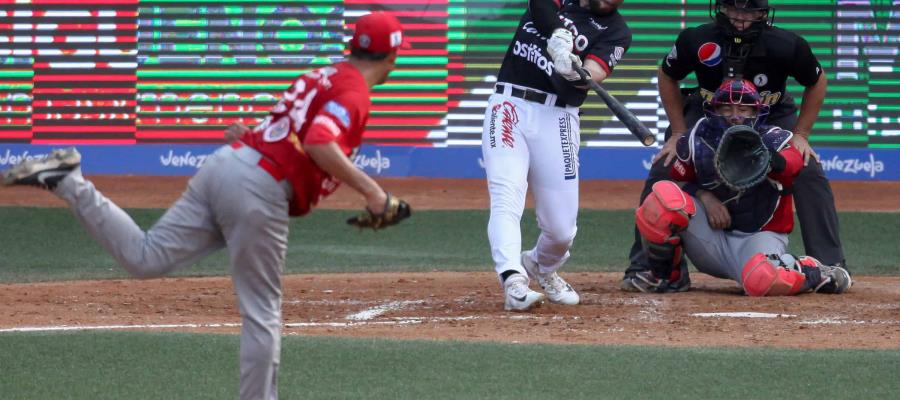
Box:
[741,253,807,296]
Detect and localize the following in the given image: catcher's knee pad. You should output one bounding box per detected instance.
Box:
[636,180,696,245]
[741,253,807,296]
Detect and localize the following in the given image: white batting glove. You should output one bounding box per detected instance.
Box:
[547,28,574,55]
[552,52,585,81]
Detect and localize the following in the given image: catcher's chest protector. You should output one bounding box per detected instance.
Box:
[690,121,792,232]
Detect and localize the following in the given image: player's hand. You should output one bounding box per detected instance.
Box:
[224,122,250,143]
[697,190,730,230]
[547,29,582,81]
[347,192,412,230]
[547,28,574,55]
[652,133,683,166]
[790,134,819,166]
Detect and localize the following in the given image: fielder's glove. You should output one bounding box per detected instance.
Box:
[714,125,772,191]
[347,193,411,230]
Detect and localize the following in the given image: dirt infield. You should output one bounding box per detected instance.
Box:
[1,177,899,349]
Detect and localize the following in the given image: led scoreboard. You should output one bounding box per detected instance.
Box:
[0,0,897,148]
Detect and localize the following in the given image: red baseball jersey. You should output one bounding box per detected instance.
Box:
[241,62,371,216]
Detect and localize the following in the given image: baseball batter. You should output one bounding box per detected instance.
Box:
[483,0,632,310]
[1,12,410,400]
[632,79,851,296]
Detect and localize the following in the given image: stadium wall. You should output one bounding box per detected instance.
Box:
[0,144,896,181]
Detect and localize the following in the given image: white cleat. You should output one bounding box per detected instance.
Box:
[503,273,546,311]
[521,250,580,305]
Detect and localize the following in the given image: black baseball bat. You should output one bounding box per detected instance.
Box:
[573,65,656,147]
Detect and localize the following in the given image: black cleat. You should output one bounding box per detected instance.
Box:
[1,147,81,190]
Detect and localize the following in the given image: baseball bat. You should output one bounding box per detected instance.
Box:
[573,65,656,147]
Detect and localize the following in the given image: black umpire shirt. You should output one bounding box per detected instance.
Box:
[661,22,822,112]
[497,0,632,107]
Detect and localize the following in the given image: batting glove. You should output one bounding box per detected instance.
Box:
[547,28,574,55]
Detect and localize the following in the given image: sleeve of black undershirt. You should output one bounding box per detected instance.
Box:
[660,29,694,81]
[789,35,823,87]
[528,0,564,36]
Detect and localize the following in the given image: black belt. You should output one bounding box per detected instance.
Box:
[495,84,567,108]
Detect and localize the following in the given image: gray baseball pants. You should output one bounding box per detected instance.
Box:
[681,199,789,283]
[54,144,291,400]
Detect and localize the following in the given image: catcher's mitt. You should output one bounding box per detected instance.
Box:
[347,193,411,230]
[714,125,771,191]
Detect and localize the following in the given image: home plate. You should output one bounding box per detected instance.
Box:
[692,312,796,318]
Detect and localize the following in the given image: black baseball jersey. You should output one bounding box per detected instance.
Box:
[661,23,822,108]
[497,0,632,107]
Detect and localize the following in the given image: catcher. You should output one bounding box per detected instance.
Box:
[631,79,851,296]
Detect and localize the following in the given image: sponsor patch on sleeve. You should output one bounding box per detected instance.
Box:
[312,114,342,138]
[324,100,351,128]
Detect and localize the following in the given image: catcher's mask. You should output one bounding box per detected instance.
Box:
[710,0,773,42]
[705,79,769,130]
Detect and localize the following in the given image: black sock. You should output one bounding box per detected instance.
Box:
[500,270,518,282]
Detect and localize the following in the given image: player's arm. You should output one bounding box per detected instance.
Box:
[224,122,251,143]
[669,134,696,182]
[655,33,694,165]
[303,97,388,212]
[580,57,608,85]
[658,68,688,141]
[528,0,564,35]
[570,31,632,88]
[767,142,804,185]
[305,142,387,211]
[788,35,826,165]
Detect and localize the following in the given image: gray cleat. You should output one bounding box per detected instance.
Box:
[1,147,80,190]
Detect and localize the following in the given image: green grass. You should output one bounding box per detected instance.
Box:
[0,207,898,282]
[0,332,897,400]
[1,206,899,399]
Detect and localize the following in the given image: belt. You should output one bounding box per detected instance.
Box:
[230,141,286,181]
[495,83,567,108]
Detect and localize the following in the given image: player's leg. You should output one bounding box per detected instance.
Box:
[732,232,851,296]
[482,94,544,310]
[630,181,697,292]
[7,147,227,277]
[525,105,580,304]
[212,156,291,400]
[678,198,736,282]
[768,111,846,268]
[623,93,706,287]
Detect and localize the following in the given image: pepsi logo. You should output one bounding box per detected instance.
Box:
[697,42,722,67]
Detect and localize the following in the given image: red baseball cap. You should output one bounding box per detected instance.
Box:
[350,12,408,53]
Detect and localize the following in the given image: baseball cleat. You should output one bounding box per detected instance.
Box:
[800,256,852,294]
[620,263,691,294]
[521,250,579,305]
[2,147,80,190]
[503,273,546,311]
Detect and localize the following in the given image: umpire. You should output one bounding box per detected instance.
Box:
[621,0,847,292]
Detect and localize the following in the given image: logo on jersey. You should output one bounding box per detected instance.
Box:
[753,73,768,87]
[262,117,290,142]
[697,42,722,67]
[665,45,677,67]
[324,100,351,128]
[558,115,577,180]
[609,46,625,68]
[488,101,518,149]
[588,18,608,31]
[512,40,553,76]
